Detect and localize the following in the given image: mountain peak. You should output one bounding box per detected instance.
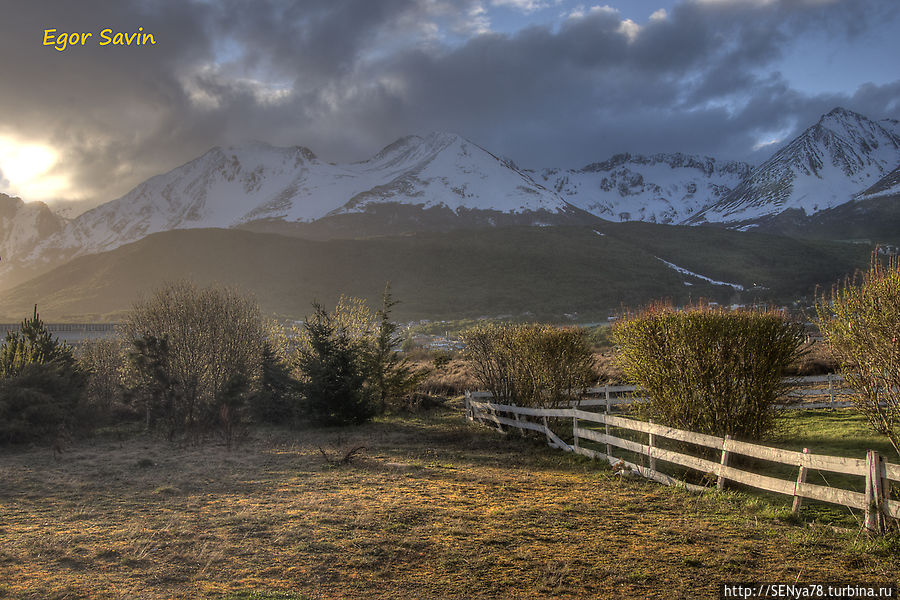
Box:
[372,131,465,160]
[821,106,859,120]
[693,107,900,224]
[817,106,877,130]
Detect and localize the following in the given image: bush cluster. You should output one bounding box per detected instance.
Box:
[293,292,426,425]
[122,281,267,443]
[462,323,595,407]
[612,303,805,440]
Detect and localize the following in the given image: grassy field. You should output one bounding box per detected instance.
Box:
[1,405,898,600]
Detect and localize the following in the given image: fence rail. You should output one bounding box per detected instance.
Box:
[465,392,898,532]
[467,374,857,411]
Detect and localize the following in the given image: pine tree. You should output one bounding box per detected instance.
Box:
[368,288,426,413]
[0,305,73,378]
[0,306,85,444]
[296,303,375,426]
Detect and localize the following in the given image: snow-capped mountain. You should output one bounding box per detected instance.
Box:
[4,107,900,291]
[530,153,751,224]
[0,194,68,284]
[692,107,900,224]
[32,132,577,262]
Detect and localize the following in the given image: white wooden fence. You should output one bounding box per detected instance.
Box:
[465,391,899,532]
[466,374,855,412]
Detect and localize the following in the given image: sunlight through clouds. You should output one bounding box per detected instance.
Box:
[0,136,68,201]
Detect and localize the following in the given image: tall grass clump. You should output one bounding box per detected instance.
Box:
[817,256,900,459]
[613,303,805,439]
[461,323,595,407]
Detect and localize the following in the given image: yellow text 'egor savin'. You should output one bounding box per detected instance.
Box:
[42,28,156,51]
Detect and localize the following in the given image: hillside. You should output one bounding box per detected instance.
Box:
[0,225,873,322]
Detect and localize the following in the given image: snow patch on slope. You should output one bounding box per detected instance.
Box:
[656,257,744,290]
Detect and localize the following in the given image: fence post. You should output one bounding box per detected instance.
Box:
[573,416,580,452]
[543,415,552,447]
[648,419,656,472]
[791,448,809,517]
[717,435,732,491]
[465,391,472,421]
[865,450,885,533]
[604,386,612,459]
[828,374,835,409]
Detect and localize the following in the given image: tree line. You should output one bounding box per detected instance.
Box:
[3,254,899,459]
[0,281,424,446]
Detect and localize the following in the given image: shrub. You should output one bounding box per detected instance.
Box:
[612,304,805,439]
[461,323,595,407]
[248,342,303,425]
[122,281,267,440]
[0,362,85,444]
[77,337,134,423]
[292,291,427,424]
[817,257,900,458]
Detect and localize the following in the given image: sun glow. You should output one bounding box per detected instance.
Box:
[0,136,68,201]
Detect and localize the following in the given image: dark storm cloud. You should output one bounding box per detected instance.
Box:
[1,0,898,207]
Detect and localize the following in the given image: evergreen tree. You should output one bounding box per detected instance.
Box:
[248,342,302,425]
[0,305,72,378]
[0,306,86,444]
[368,289,427,413]
[296,303,375,426]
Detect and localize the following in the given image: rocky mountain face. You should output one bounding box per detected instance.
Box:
[858,162,900,201]
[0,194,69,287]
[530,153,751,224]
[691,107,900,225]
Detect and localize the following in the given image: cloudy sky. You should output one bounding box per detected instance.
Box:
[1,0,898,211]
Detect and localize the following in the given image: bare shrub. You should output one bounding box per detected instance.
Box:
[122,280,266,442]
[77,337,133,420]
[817,256,900,458]
[461,323,595,407]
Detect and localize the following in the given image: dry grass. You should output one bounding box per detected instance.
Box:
[416,357,478,396]
[1,404,896,600]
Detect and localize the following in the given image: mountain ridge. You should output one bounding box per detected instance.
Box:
[3,107,900,291]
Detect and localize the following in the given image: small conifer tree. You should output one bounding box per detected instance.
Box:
[0,306,85,443]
